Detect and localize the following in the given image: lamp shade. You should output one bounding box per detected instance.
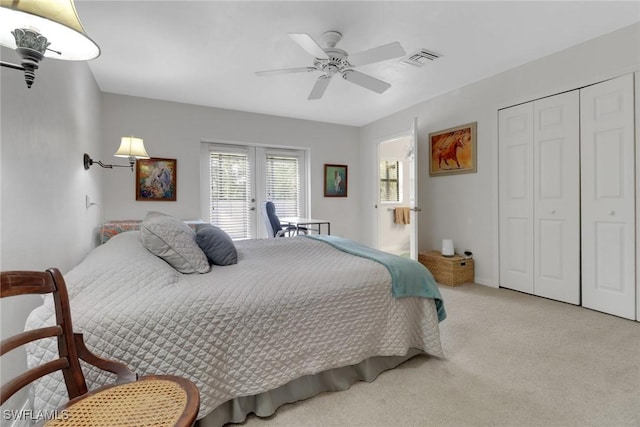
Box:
[0,0,99,60]
[114,137,150,159]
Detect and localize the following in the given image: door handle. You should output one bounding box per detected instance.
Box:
[249,207,256,211]
[411,207,422,212]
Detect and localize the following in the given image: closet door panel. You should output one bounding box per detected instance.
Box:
[533,91,580,304]
[499,103,534,294]
[581,74,636,320]
[636,71,640,322]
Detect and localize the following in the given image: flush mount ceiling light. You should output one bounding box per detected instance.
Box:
[84,137,150,172]
[0,0,100,88]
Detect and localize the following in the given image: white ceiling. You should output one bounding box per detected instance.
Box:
[75,1,640,127]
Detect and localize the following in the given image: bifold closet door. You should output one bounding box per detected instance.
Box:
[499,103,534,294]
[533,91,580,304]
[499,91,580,303]
[637,71,640,322]
[581,74,636,320]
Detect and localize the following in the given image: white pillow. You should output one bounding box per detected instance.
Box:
[140,212,210,274]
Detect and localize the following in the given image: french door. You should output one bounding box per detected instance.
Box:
[202,143,307,239]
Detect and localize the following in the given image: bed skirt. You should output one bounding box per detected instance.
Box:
[196,348,425,427]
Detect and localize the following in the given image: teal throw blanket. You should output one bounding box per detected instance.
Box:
[306,235,446,322]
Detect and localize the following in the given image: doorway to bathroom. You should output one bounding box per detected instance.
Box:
[375,119,419,259]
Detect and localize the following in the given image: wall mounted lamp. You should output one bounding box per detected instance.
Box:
[0,0,100,88]
[84,137,150,171]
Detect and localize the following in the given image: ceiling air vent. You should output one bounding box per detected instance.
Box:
[401,49,439,67]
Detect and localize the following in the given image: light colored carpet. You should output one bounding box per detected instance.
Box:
[241,284,640,427]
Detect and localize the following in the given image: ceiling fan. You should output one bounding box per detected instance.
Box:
[255,31,406,100]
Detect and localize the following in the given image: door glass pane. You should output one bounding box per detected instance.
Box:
[266,154,300,218]
[209,150,252,239]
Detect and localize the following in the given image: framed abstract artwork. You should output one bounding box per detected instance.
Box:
[429,122,477,176]
[324,164,347,197]
[136,158,177,201]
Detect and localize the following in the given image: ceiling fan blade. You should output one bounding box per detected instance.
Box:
[342,70,391,94]
[255,67,317,76]
[289,33,329,59]
[308,75,331,100]
[348,42,406,66]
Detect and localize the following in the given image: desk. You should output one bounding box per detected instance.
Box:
[279,217,331,235]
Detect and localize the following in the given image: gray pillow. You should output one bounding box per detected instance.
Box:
[140,212,210,274]
[196,224,238,266]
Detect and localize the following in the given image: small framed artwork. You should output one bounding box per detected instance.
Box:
[429,122,477,176]
[136,158,177,201]
[324,164,348,197]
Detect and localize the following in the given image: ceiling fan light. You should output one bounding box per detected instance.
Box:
[258,30,402,100]
[0,0,100,60]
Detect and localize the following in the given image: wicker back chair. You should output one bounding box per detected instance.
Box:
[1,268,200,426]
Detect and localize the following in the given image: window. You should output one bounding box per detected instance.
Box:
[379,160,401,203]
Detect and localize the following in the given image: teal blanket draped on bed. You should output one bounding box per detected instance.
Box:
[305,235,446,322]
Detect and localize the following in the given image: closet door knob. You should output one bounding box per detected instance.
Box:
[550,210,556,215]
[608,210,616,216]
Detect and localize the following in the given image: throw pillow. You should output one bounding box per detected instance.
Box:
[196,224,238,266]
[140,212,210,274]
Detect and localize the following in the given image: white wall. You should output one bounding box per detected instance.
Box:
[359,23,640,287]
[0,48,103,412]
[100,94,361,240]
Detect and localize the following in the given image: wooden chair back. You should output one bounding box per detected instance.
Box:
[2,268,99,404]
[1,268,199,427]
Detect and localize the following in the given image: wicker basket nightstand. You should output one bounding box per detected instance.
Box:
[419,251,474,286]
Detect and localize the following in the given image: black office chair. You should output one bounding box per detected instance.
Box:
[261,201,306,238]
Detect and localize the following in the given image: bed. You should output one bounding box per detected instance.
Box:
[25,216,445,426]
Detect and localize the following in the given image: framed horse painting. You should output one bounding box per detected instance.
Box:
[136,158,177,201]
[429,122,477,176]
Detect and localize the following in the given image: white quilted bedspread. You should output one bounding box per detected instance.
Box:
[26,232,443,419]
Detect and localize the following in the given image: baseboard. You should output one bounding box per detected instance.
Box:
[473,277,496,288]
